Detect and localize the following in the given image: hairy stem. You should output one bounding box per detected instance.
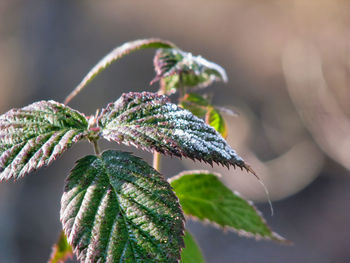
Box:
[92,139,101,156]
[152,151,161,171]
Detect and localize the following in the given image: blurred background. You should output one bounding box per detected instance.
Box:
[0,1,350,262]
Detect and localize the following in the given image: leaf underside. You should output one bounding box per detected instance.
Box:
[61,150,185,263]
[49,231,73,263]
[180,231,205,263]
[152,48,227,95]
[170,171,286,242]
[65,38,176,104]
[0,100,88,181]
[98,92,252,173]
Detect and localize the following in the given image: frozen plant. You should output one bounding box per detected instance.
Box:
[0,38,286,263]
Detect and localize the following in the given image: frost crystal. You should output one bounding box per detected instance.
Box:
[98,92,253,173]
[61,150,184,262]
[0,100,88,180]
[152,48,228,95]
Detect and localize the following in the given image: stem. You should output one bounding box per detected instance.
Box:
[178,74,186,100]
[92,139,101,156]
[152,151,161,171]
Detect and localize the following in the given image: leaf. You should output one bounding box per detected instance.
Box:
[158,75,180,96]
[205,106,227,139]
[61,150,185,263]
[179,93,209,118]
[48,231,73,263]
[180,93,228,138]
[98,92,254,173]
[152,48,227,95]
[170,171,286,242]
[0,100,88,181]
[180,231,205,263]
[64,38,176,104]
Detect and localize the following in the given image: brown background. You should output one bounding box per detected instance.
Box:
[0,1,350,262]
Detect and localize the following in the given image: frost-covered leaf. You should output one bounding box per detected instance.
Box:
[48,231,73,263]
[170,171,286,242]
[206,106,227,139]
[64,38,176,104]
[180,93,227,138]
[180,231,205,263]
[61,150,184,263]
[98,92,254,173]
[0,100,88,181]
[152,48,227,95]
[158,75,180,96]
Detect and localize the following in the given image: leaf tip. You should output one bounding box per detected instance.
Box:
[271,231,292,245]
[244,163,258,177]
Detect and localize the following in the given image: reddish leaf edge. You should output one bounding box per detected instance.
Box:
[0,100,89,182]
[98,91,257,176]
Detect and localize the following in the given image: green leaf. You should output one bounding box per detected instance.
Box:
[179,93,209,118]
[98,92,254,173]
[152,48,227,95]
[0,100,88,181]
[179,93,228,138]
[180,231,205,263]
[61,150,185,262]
[64,38,176,104]
[170,171,286,242]
[48,231,73,263]
[206,107,227,139]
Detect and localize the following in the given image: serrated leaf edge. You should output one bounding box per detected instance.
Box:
[98,92,256,176]
[152,48,228,88]
[169,170,289,244]
[61,151,186,262]
[0,100,89,181]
